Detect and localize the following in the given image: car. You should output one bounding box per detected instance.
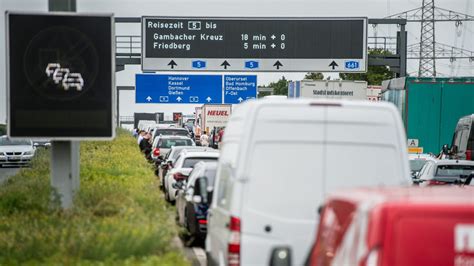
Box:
[0,136,35,167]
[175,161,218,247]
[52,68,70,84]
[157,145,215,188]
[408,153,436,179]
[150,135,194,164]
[184,119,195,132]
[158,120,179,128]
[206,99,411,266]
[304,187,474,266]
[415,159,474,186]
[62,72,84,91]
[164,150,219,203]
[137,120,157,131]
[32,139,51,149]
[151,127,190,141]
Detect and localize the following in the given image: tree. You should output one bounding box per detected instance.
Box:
[266,76,288,96]
[339,49,395,85]
[304,72,324,80]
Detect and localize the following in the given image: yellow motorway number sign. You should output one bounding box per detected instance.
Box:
[408,147,424,154]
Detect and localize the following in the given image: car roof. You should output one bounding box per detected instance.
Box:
[433,159,474,166]
[158,135,191,139]
[181,151,219,158]
[327,187,474,205]
[155,127,187,131]
[408,153,436,160]
[193,160,218,169]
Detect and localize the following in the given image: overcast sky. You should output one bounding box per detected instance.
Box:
[1,0,473,121]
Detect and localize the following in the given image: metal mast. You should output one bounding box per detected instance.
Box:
[419,0,436,77]
[385,0,474,77]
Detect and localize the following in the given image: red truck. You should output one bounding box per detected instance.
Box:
[307,187,474,266]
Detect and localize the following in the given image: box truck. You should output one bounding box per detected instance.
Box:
[382,77,474,154]
[194,105,232,145]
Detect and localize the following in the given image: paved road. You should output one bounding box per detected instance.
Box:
[184,246,207,266]
[0,167,20,184]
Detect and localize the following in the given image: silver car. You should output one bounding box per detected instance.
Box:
[0,136,36,167]
[416,159,474,186]
[151,135,195,163]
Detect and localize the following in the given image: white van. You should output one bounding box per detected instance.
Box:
[206,99,411,266]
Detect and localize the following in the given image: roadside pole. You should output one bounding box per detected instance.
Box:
[49,0,79,209]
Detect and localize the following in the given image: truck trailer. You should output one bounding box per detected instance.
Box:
[381,77,474,154]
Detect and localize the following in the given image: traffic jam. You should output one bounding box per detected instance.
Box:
[135,99,474,266]
[2,7,474,266]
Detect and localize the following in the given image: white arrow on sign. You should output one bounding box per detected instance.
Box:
[206,97,212,102]
[238,97,243,102]
[146,96,152,102]
[177,96,182,102]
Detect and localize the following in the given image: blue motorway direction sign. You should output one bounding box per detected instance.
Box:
[136,74,222,104]
[224,75,257,104]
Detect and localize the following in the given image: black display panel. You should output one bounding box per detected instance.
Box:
[7,12,114,139]
[144,18,364,59]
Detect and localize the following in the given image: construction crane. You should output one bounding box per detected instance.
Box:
[385,0,474,77]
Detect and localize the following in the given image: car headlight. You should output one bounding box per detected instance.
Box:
[24,151,34,155]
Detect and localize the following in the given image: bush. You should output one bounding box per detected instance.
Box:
[0,130,188,265]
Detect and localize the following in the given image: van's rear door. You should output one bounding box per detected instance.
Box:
[324,103,409,195]
[240,104,326,266]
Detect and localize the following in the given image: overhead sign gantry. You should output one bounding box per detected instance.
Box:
[141,17,368,72]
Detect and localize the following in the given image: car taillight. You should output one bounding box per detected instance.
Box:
[153,148,160,157]
[198,219,207,225]
[466,150,472,160]
[228,216,241,266]
[427,180,448,186]
[173,172,187,181]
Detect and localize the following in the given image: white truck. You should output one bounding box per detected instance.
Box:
[193,104,232,145]
[288,80,368,100]
[200,104,232,134]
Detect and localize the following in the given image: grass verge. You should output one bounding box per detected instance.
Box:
[0,130,188,265]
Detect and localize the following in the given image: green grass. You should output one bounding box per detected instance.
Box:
[0,130,189,265]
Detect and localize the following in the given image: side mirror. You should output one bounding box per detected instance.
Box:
[442,144,450,155]
[451,145,459,154]
[192,195,202,204]
[206,185,214,203]
[317,205,324,215]
[269,247,292,266]
[412,178,424,185]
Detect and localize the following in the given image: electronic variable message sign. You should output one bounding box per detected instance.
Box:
[6,12,115,139]
[142,17,367,72]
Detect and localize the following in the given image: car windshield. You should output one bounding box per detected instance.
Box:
[410,159,429,172]
[0,138,31,146]
[183,157,217,168]
[436,164,474,177]
[159,139,193,148]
